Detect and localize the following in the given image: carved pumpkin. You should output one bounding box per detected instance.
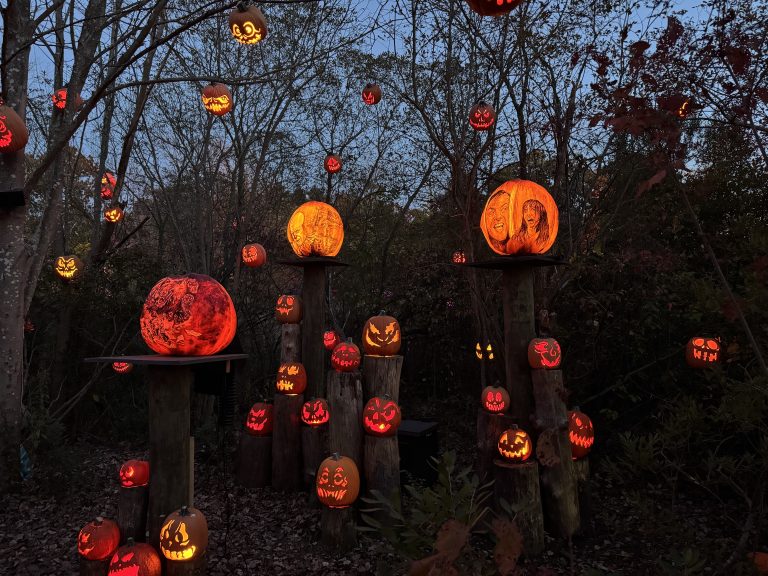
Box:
[160,506,208,562]
[201,83,233,116]
[0,100,29,154]
[324,153,342,174]
[245,402,273,435]
[465,0,524,17]
[316,453,360,508]
[229,5,268,45]
[362,395,401,436]
[568,409,594,459]
[481,385,509,414]
[108,538,161,576]
[241,242,266,268]
[362,311,401,356]
[480,179,559,255]
[140,273,237,356]
[54,255,83,281]
[497,427,532,462]
[527,338,561,369]
[119,459,149,487]
[104,206,124,223]
[331,340,361,372]
[101,171,117,199]
[469,101,496,131]
[685,337,721,368]
[276,362,307,395]
[323,330,341,351]
[361,83,382,105]
[452,250,466,264]
[286,201,344,258]
[112,362,134,374]
[301,398,330,426]
[275,294,302,324]
[475,341,494,361]
[52,87,84,110]
[77,517,120,561]
[24,318,35,333]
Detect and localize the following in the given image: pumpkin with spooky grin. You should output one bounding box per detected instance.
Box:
[104,206,124,223]
[469,101,496,131]
[475,341,494,361]
[112,362,134,374]
[316,453,360,508]
[481,385,509,413]
[331,340,361,372]
[54,255,84,281]
[276,362,307,394]
[201,83,233,116]
[361,83,382,105]
[229,5,268,45]
[362,396,401,436]
[108,538,161,576]
[119,459,149,487]
[245,402,273,435]
[323,330,341,351]
[241,243,266,268]
[527,338,561,369]
[301,398,330,426]
[362,311,401,356]
[685,337,720,368]
[568,409,594,459]
[452,250,466,264]
[160,506,207,562]
[497,427,532,462]
[287,200,344,257]
[0,99,29,154]
[77,517,120,561]
[275,294,302,324]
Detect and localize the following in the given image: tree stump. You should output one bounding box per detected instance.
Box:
[79,558,109,576]
[117,485,148,543]
[327,370,364,472]
[165,554,207,576]
[281,324,301,363]
[493,459,545,556]
[236,434,272,489]
[573,458,593,535]
[362,355,403,401]
[301,263,326,397]
[320,507,357,551]
[302,424,329,496]
[271,393,304,491]
[476,410,515,481]
[363,435,400,523]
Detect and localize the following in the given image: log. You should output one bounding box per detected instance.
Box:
[236,434,272,489]
[281,324,301,364]
[117,485,149,543]
[165,554,207,576]
[362,355,403,401]
[476,410,515,481]
[327,370,364,472]
[573,458,593,535]
[363,435,400,523]
[271,393,304,491]
[320,506,357,551]
[79,558,109,576]
[302,424,329,495]
[301,263,327,397]
[493,459,545,556]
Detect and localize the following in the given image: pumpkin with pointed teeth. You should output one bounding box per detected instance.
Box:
[316,453,360,508]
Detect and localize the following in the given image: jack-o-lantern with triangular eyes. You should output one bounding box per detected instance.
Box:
[301,398,330,426]
[104,206,124,223]
[275,294,302,324]
[323,330,340,351]
[362,311,401,356]
[119,459,149,487]
[568,409,594,459]
[241,243,266,268]
[159,506,208,562]
[481,385,509,414]
[469,101,496,131]
[112,362,134,374]
[201,83,233,116]
[245,402,273,435]
[528,338,561,369]
[54,255,83,282]
[108,538,161,576]
[361,83,382,105]
[276,362,307,395]
[0,100,29,154]
[475,341,494,361]
[362,395,401,436]
[229,4,268,44]
[497,427,532,462]
[331,339,361,372]
[324,153,342,174]
[77,517,121,561]
[316,453,360,508]
[685,337,721,368]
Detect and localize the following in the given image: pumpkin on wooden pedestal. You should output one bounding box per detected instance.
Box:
[331,339,360,372]
[466,0,525,17]
[276,362,307,395]
[287,201,344,257]
[140,273,237,356]
[324,153,342,174]
[480,179,559,255]
[497,427,532,462]
[362,395,401,436]
[475,341,494,361]
[77,517,121,561]
[452,250,466,264]
[481,385,509,413]
[301,398,330,426]
[119,459,149,487]
[108,538,161,576]
[316,453,360,508]
[528,338,561,369]
[51,87,84,111]
[54,255,84,282]
[0,99,29,154]
[201,83,233,116]
[160,506,208,562]
[101,171,117,199]
[362,311,401,356]
[245,402,273,435]
[275,294,302,323]
[229,4,268,45]
[241,242,266,268]
[361,83,382,105]
[685,337,720,368]
[104,206,124,223]
[568,409,594,459]
[112,362,134,374]
[469,101,496,131]
[323,329,340,351]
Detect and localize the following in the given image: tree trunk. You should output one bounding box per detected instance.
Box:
[493,459,545,556]
[327,370,364,473]
[117,485,149,543]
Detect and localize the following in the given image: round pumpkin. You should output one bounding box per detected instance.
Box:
[101,171,116,199]
[275,294,302,323]
[480,179,559,255]
[527,338,561,369]
[140,273,237,356]
[361,83,382,105]
[119,459,149,487]
[331,340,361,372]
[104,206,124,223]
[0,100,29,154]
[452,250,466,264]
[108,538,161,576]
[469,101,496,131]
[201,83,233,116]
[301,398,330,426]
[324,153,342,174]
[229,5,268,44]
[241,242,266,268]
[77,517,121,561]
[245,402,273,435]
[497,427,532,462]
[54,255,84,282]
[481,385,509,414]
[286,201,344,258]
[316,453,360,508]
[160,506,208,562]
[465,0,525,17]
[362,311,401,356]
[685,337,721,368]
[52,87,84,110]
[112,362,134,374]
[568,409,594,459]
[323,329,341,351]
[362,395,401,436]
[276,362,307,395]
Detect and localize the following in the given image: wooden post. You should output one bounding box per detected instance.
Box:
[79,558,109,576]
[117,485,149,543]
[362,355,403,401]
[493,460,545,556]
[327,370,364,472]
[476,411,515,481]
[166,555,207,576]
[236,434,272,488]
[281,324,301,363]
[320,507,357,551]
[302,263,326,397]
[271,393,304,491]
[302,424,329,494]
[573,458,593,535]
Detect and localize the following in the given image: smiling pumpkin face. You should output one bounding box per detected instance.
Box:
[159,506,208,562]
[469,101,496,131]
[497,428,532,462]
[229,5,268,44]
[362,396,401,436]
[275,294,302,324]
[104,206,124,223]
[316,454,360,508]
[568,410,594,459]
[324,153,342,174]
[331,340,361,372]
[201,83,233,116]
[527,338,562,369]
[241,243,266,268]
[481,385,509,414]
[362,312,401,356]
[685,337,720,368]
[276,362,307,394]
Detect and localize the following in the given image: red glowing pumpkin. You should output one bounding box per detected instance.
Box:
[119,460,150,488]
[361,83,382,105]
[0,99,29,154]
[685,337,721,368]
[323,330,341,351]
[107,538,161,576]
[568,409,594,459]
[241,243,267,268]
[78,517,121,561]
[466,0,525,17]
[469,101,496,131]
[101,171,117,199]
[324,153,342,174]
[527,338,561,369]
[245,402,273,435]
[331,340,361,372]
[362,396,401,436]
[112,362,134,374]
[452,250,466,264]
[52,87,84,111]
[481,385,509,413]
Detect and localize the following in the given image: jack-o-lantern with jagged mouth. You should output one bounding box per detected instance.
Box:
[54,255,83,281]
[685,337,720,368]
[362,395,401,437]
[77,517,120,561]
[275,294,302,324]
[301,398,330,426]
[323,330,340,351]
[104,206,124,223]
[481,385,509,414]
[497,427,532,462]
[362,311,401,356]
[324,153,342,174]
[276,362,307,395]
[331,340,361,372]
[469,101,496,131]
[201,83,233,116]
[107,538,161,576]
[241,243,266,268]
[568,409,594,459]
[316,453,360,508]
[112,362,134,374]
[229,5,268,45]
[160,506,207,562]
[119,459,149,487]
[475,341,494,361]
[361,83,382,105]
[528,338,561,369]
[452,250,466,264]
[245,402,273,435]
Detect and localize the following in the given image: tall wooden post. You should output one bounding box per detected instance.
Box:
[493,460,545,556]
[302,424,329,494]
[476,411,515,481]
[302,263,327,397]
[117,485,149,542]
[236,434,272,488]
[327,370,364,473]
[272,321,303,491]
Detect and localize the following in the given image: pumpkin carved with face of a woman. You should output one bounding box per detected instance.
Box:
[159,506,208,562]
[286,201,344,258]
[316,453,360,508]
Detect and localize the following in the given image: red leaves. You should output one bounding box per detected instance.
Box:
[592,53,611,76]
[629,40,651,70]
[409,520,469,576]
[492,518,523,575]
[723,45,751,75]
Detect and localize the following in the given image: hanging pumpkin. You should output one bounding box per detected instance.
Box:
[301,398,330,426]
[276,362,307,395]
[481,385,509,413]
[685,337,721,368]
[527,338,561,369]
[245,402,273,435]
[201,83,233,116]
[241,242,266,268]
[361,83,382,105]
[275,294,303,324]
[104,206,124,223]
[480,179,559,255]
[101,171,116,199]
[229,4,268,44]
[51,87,84,110]
[452,250,466,264]
[107,538,161,576]
[362,395,401,436]
[323,329,341,351]
[160,506,208,562]
[77,517,121,561]
[0,99,29,154]
[286,200,344,258]
[465,0,524,17]
[54,255,84,282]
[324,153,342,174]
[362,311,401,356]
[112,362,134,374]
[316,453,360,508]
[469,101,496,131]
[140,273,237,356]
[119,459,149,487]
[331,339,361,372]
[497,427,532,462]
[568,409,594,459]
[475,341,494,361]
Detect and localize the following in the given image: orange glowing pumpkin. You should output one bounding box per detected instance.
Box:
[276,362,307,395]
[324,153,342,174]
[78,517,121,561]
[286,201,344,258]
[316,453,360,508]
[241,243,266,268]
[159,506,207,562]
[685,337,721,368]
[497,427,532,462]
[229,5,268,45]
[201,83,233,116]
[104,206,124,223]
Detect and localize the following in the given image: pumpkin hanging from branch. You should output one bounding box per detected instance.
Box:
[497,427,532,462]
[51,87,84,111]
[362,311,401,356]
[527,338,561,369]
[276,362,307,395]
[54,255,84,282]
[465,0,525,17]
[229,4,268,45]
[301,398,330,426]
[107,538,161,576]
[469,101,496,131]
[568,409,594,459]
[451,250,466,264]
[112,362,134,374]
[323,329,341,351]
[286,200,344,258]
[160,506,208,562]
[362,395,401,436]
[241,242,266,268]
[361,83,382,105]
[201,83,233,116]
[331,339,361,372]
[119,459,150,487]
[104,206,124,223]
[481,385,509,413]
[316,453,360,508]
[685,337,721,368]
[275,294,302,324]
[101,171,117,199]
[245,402,273,435]
[140,273,237,356]
[324,153,342,174]
[0,99,29,154]
[77,517,121,561]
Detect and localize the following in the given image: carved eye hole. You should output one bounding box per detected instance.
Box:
[486,392,493,402]
[495,392,502,402]
[706,339,718,349]
[122,552,134,562]
[693,338,705,346]
[286,297,294,305]
[575,417,582,426]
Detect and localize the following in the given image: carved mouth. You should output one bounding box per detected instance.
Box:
[276,379,295,392]
[363,417,392,434]
[363,93,375,104]
[693,349,718,362]
[317,487,347,502]
[569,431,594,449]
[486,403,505,412]
[248,421,267,430]
[162,545,196,561]
[276,306,292,315]
[232,23,263,44]
[108,565,140,576]
[472,119,494,130]
[499,447,528,459]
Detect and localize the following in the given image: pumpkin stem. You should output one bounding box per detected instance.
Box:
[236,1,249,11]
[378,309,386,315]
[180,505,189,516]
[573,405,581,412]
[127,537,135,546]
[94,517,103,525]
[331,452,340,460]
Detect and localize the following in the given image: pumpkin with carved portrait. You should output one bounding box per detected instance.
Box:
[245,402,273,435]
[77,517,121,561]
[316,453,360,508]
[119,459,149,488]
[286,201,344,257]
[54,255,84,282]
[276,362,307,395]
[160,506,207,562]
[112,362,133,374]
[331,340,361,372]
[301,398,330,426]
[466,0,525,17]
[480,179,559,256]
[362,311,401,356]
[323,329,341,351]
[527,338,561,369]
[201,83,233,116]
[52,87,84,111]
[104,206,124,223]
[101,171,116,199]
[275,294,302,323]
[324,153,342,174]
[685,337,721,368]
[361,83,382,105]
[469,101,496,131]
[568,409,594,459]
[241,243,266,268]
[107,538,161,576]
[229,5,268,45]
[497,427,532,462]
[481,385,509,414]
[362,395,401,436]
[140,273,237,356]
[0,100,29,154]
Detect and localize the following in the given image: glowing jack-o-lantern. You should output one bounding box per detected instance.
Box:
[54,255,84,282]
[324,153,342,174]
[101,171,117,199]
[362,311,401,356]
[481,385,509,413]
[480,179,559,256]
[229,5,268,45]
[362,395,401,436]
[497,427,532,462]
[331,340,361,372]
[452,250,466,264]
[108,538,161,576]
[475,341,494,361]
[119,459,149,487]
[465,0,525,17]
[51,87,84,111]
[286,201,344,258]
[241,242,266,268]
[0,100,29,154]
[361,83,382,105]
[276,362,307,395]
[323,330,341,351]
[104,206,124,223]
[469,101,496,131]
[301,398,330,426]
[201,83,233,116]
[245,402,273,435]
[685,337,721,368]
[316,453,360,508]
[275,294,302,324]
[77,517,120,561]
[160,506,208,562]
[568,409,594,459]
[140,273,237,356]
[112,362,134,374]
[527,338,561,369]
